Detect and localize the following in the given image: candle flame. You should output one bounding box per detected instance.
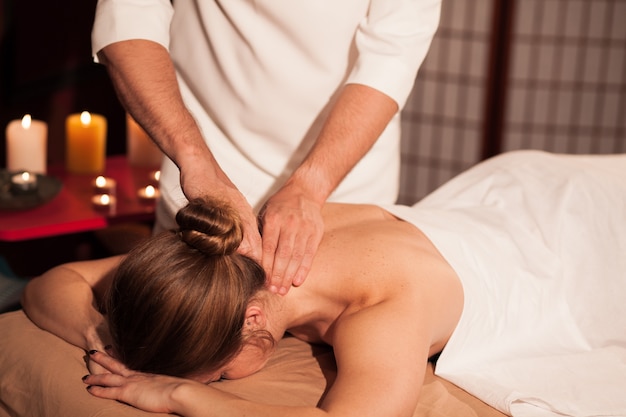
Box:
[100,194,111,205]
[154,170,161,181]
[145,185,155,197]
[21,114,32,129]
[21,172,31,181]
[95,176,106,187]
[80,111,92,125]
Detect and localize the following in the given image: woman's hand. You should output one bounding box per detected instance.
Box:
[83,350,192,414]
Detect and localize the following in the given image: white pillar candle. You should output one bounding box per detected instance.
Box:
[6,114,48,174]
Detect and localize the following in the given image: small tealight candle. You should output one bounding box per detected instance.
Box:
[92,176,117,194]
[137,185,159,202]
[10,171,38,194]
[92,193,116,213]
[147,170,161,187]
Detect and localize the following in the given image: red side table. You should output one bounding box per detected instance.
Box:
[0,156,158,242]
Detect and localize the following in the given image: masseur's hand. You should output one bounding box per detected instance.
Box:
[179,162,263,262]
[259,182,324,294]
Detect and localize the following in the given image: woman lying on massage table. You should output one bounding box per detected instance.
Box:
[21,151,626,417]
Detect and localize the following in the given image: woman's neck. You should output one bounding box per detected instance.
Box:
[263,281,344,344]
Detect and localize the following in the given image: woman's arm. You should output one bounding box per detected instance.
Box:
[21,256,122,352]
[83,293,445,417]
[84,351,328,416]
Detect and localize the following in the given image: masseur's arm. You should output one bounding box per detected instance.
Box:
[260,83,398,294]
[96,40,263,261]
[21,257,121,353]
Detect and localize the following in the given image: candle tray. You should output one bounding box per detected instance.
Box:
[0,170,63,211]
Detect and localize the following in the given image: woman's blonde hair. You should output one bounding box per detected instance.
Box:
[105,199,272,377]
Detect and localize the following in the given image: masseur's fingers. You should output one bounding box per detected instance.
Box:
[265,225,317,294]
[236,210,263,262]
[259,193,324,294]
[179,165,263,262]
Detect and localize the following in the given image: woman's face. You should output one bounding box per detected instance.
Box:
[191,343,270,384]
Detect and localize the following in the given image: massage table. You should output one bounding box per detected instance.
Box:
[0,310,505,417]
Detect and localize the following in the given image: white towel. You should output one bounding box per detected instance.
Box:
[385,150,626,417]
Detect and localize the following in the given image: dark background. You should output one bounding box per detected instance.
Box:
[0,0,126,170]
[0,0,135,278]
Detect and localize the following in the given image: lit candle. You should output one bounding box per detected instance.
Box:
[148,170,161,186]
[91,193,116,212]
[10,171,38,194]
[5,114,48,174]
[137,184,160,202]
[126,113,162,168]
[92,175,117,194]
[66,111,107,174]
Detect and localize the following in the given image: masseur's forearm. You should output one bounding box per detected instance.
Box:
[98,40,223,186]
[285,83,398,203]
[21,261,116,352]
[98,40,263,259]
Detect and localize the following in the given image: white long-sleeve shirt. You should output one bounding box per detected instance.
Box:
[92,0,441,227]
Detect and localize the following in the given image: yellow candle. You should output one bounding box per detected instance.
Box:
[126,113,162,168]
[66,111,107,174]
[6,114,48,174]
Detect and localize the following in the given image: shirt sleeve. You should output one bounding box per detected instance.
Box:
[91,0,174,62]
[346,0,441,108]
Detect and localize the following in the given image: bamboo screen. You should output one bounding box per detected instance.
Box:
[399,0,494,205]
[398,0,626,205]
[503,0,626,154]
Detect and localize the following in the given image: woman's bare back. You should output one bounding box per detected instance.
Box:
[285,203,463,356]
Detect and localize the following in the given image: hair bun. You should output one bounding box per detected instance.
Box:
[175,199,243,256]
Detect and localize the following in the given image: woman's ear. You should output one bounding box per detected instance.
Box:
[244,304,266,329]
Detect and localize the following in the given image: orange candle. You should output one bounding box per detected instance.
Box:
[66,111,107,174]
[126,113,162,168]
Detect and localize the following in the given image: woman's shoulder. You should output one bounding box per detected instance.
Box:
[317,203,449,299]
[322,203,393,231]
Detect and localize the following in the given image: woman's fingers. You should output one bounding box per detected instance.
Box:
[87,350,132,377]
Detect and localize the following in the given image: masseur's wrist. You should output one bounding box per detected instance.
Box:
[284,166,332,208]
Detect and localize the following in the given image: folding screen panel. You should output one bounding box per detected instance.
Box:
[399,0,493,204]
[398,0,626,205]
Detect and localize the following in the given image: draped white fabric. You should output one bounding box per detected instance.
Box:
[385,150,626,417]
